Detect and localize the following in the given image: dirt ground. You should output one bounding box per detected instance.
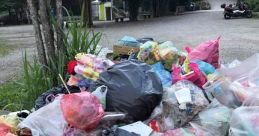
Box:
[0,9,259,84]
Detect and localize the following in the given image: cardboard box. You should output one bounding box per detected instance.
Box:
[113,45,139,55]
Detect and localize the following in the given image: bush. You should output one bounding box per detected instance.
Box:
[253,5,259,12]
[245,0,259,12]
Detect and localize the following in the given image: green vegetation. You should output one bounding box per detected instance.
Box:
[0,41,13,57]
[0,81,24,111]
[63,8,102,61]
[253,12,259,18]
[0,12,102,111]
[245,0,259,12]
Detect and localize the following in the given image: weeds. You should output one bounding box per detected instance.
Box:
[0,41,13,57]
[0,8,103,111]
[63,5,102,60]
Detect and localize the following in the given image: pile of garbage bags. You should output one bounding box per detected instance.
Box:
[3,36,259,136]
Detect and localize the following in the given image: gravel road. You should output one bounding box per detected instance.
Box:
[0,9,258,84]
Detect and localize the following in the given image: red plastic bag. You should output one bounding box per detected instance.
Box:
[188,37,220,68]
[172,63,207,88]
[61,92,104,131]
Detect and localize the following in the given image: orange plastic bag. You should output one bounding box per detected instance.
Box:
[61,92,104,131]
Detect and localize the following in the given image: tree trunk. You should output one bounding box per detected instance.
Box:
[56,0,65,52]
[160,0,170,16]
[26,5,32,24]
[83,0,93,27]
[152,0,160,17]
[128,0,140,21]
[26,0,47,66]
[39,0,56,61]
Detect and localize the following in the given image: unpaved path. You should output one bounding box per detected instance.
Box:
[0,25,35,84]
[0,10,259,84]
[207,0,236,11]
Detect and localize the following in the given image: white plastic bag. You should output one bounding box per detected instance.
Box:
[18,95,68,136]
[92,85,108,110]
[229,106,259,136]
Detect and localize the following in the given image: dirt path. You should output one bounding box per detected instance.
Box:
[207,0,236,11]
[0,25,35,84]
[0,11,259,84]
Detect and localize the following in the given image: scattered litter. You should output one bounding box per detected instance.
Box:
[4,36,259,136]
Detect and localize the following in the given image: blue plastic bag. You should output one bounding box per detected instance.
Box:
[196,60,216,75]
[152,62,172,87]
[119,36,140,47]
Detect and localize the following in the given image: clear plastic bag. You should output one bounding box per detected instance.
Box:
[229,106,259,136]
[218,54,259,81]
[203,76,245,108]
[206,54,259,108]
[158,41,180,70]
[190,99,232,136]
[149,80,209,132]
[243,90,259,106]
[137,41,160,64]
[18,95,68,136]
[162,128,195,136]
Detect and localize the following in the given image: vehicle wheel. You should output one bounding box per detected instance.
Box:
[246,12,253,18]
[224,14,231,19]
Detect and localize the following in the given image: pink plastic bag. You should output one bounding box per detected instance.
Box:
[172,64,182,84]
[61,92,104,131]
[172,63,207,88]
[188,37,220,68]
[0,123,12,136]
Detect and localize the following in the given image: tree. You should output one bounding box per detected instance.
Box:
[38,0,55,61]
[56,0,65,52]
[26,0,47,66]
[82,0,93,27]
[0,0,28,24]
[26,0,66,67]
[127,0,140,21]
[0,0,26,12]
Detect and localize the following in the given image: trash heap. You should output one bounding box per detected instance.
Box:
[2,36,259,136]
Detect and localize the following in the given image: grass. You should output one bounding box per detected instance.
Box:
[0,80,25,111]
[253,12,259,19]
[0,7,103,112]
[0,54,53,111]
[0,41,13,57]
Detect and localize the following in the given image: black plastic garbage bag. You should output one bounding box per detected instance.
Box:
[34,85,80,110]
[90,60,163,122]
